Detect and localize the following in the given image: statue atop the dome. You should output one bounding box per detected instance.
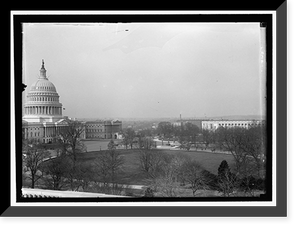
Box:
[39,59,47,79]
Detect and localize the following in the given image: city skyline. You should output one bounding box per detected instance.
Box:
[23,23,266,119]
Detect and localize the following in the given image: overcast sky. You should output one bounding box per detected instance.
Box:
[23,23,265,119]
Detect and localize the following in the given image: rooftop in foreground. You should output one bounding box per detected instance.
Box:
[22,188,127,198]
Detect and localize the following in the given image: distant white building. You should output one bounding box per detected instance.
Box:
[202,120,265,131]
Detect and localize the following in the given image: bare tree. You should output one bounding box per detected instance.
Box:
[57,119,86,163]
[157,122,173,138]
[138,150,165,179]
[240,126,266,178]
[92,140,125,193]
[136,136,156,150]
[151,176,184,197]
[92,156,111,187]
[23,140,50,188]
[40,155,69,190]
[56,119,86,190]
[201,129,215,150]
[215,127,248,176]
[121,128,135,149]
[180,160,208,196]
[149,153,189,197]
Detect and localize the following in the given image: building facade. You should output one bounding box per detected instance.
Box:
[202,119,265,131]
[84,120,122,139]
[174,119,203,131]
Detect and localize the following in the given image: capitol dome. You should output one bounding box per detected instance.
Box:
[23,60,64,123]
[30,78,57,93]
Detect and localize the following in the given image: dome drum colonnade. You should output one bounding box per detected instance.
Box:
[25,106,62,116]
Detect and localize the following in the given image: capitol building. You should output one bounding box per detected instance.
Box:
[22,60,122,143]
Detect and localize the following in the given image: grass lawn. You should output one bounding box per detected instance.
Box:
[76,149,235,186]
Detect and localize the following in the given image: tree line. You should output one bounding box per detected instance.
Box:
[120,121,266,196]
[22,119,267,197]
[138,149,265,197]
